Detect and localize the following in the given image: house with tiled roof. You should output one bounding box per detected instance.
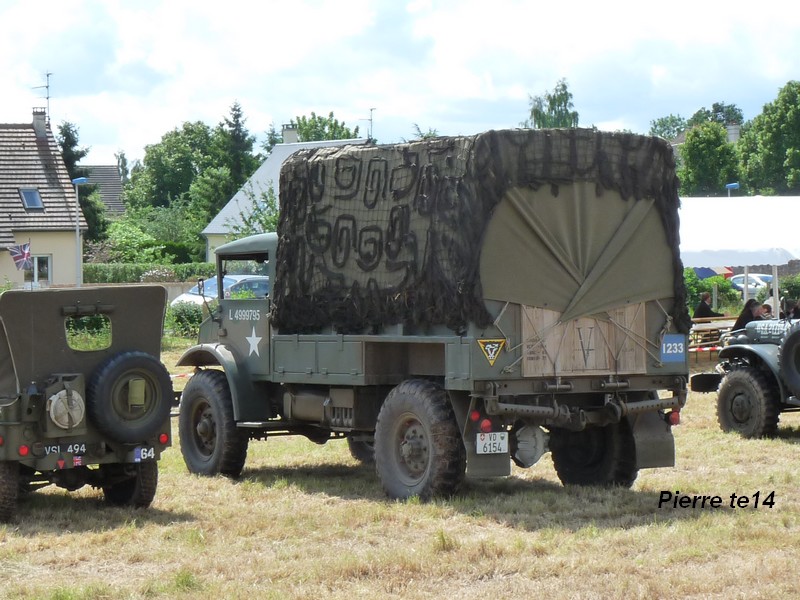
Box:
[84,164,125,215]
[201,129,368,259]
[0,109,87,287]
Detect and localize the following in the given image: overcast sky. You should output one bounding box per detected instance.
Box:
[2,0,798,165]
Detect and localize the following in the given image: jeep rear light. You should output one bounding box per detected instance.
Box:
[18,444,30,457]
[479,418,493,433]
[159,433,169,445]
[668,410,681,426]
[469,409,481,422]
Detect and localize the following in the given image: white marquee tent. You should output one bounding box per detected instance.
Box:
[679,196,800,268]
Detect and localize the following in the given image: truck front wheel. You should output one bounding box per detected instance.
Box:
[550,421,638,488]
[0,461,18,522]
[374,380,466,500]
[717,367,779,438]
[179,369,248,478]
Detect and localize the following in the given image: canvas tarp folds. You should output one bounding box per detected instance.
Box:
[480,182,674,323]
[272,128,689,335]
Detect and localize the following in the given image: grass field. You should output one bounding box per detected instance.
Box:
[2,352,800,599]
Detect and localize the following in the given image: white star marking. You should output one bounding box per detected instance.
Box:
[246,326,262,357]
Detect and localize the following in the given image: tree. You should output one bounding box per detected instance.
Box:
[649,114,687,140]
[677,122,739,196]
[56,121,108,241]
[261,123,284,155]
[81,190,108,242]
[212,101,259,189]
[115,150,130,184]
[188,165,235,219]
[687,102,744,128]
[522,79,579,129]
[123,121,215,208]
[738,81,800,195]
[226,183,279,239]
[260,112,360,155]
[407,124,439,141]
[56,121,90,178]
[294,111,359,142]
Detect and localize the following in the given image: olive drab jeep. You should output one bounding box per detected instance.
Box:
[691,318,800,437]
[0,286,173,522]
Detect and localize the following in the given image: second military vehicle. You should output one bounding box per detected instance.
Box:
[177,128,690,499]
[692,318,800,438]
[0,285,173,521]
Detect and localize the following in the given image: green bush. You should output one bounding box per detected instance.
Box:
[84,263,215,284]
[167,302,206,338]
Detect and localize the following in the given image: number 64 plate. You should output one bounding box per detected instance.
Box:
[476,432,508,454]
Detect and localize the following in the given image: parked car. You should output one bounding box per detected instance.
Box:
[170,275,269,307]
[729,273,772,296]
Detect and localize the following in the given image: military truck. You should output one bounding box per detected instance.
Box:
[0,286,173,521]
[691,318,800,438]
[177,128,690,499]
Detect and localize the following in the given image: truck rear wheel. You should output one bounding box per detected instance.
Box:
[550,421,638,488]
[101,461,158,508]
[179,369,248,478]
[374,380,466,500]
[0,462,18,522]
[87,351,173,444]
[717,367,779,438]
[347,437,375,464]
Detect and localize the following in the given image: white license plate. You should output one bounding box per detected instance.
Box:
[476,432,508,454]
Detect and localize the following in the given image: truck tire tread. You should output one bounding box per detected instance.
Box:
[374,379,466,500]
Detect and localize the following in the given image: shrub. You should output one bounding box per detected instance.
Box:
[167,302,206,338]
[84,263,215,284]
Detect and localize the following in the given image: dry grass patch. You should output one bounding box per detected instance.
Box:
[2,353,800,597]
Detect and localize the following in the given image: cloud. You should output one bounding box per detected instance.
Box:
[1,0,799,164]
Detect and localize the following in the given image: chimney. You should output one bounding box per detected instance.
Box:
[32,108,47,138]
[282,123,298,144]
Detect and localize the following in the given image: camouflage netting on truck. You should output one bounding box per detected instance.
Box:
[272,128,690,335]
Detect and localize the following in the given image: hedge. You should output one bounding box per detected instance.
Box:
[83,263,216,284]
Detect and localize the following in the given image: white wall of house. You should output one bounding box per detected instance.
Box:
[2,231,81,288]
[205,233,229,260]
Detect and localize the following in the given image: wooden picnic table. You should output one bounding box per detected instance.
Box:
[689,316,735,359]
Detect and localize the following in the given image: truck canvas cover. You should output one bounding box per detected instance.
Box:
[272,128,689,336]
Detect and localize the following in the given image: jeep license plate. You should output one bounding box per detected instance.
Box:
[476,432,508,454]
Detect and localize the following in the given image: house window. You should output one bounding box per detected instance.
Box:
[24,255,51,287]
[19,189,44,209]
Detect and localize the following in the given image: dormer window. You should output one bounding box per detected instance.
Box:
[19,188,44,209]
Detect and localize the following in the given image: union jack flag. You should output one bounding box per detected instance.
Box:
[9,242,32,270]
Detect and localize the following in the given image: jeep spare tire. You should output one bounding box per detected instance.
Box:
[780,321,800,398]
[87,351,172,443]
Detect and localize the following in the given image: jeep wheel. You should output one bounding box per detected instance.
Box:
[0,462,18,522]
[87,351,173,444]
[374,380,466,500]
[101,461,158,507]
[179,369,248,478]
[780,321,800,398]
[717,367,779,438]
[550,421,638,488]
[347,437,375,464]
